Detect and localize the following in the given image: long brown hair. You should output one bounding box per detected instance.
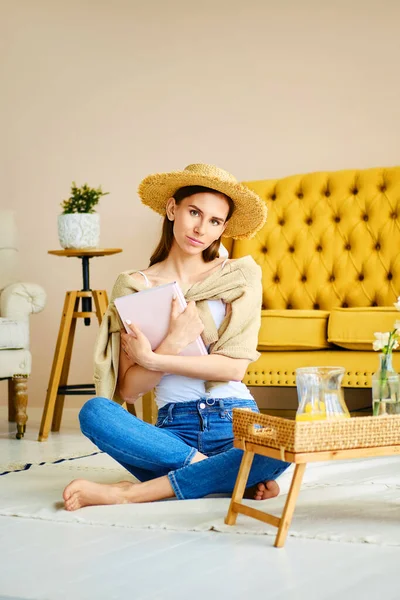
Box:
[149,186,234,266]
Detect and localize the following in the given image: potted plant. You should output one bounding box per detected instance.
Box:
[57,182,109,249]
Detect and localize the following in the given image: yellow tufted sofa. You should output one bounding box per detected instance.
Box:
[223,165,400,391]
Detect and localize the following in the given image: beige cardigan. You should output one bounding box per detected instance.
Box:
[93,255,262,402]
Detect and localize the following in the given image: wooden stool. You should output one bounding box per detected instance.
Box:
[38,248,122,441]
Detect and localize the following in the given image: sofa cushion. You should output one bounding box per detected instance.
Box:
[0,348,31,377]
[328,307,399,350]
[0,318,29,350]
[258,309,331,351]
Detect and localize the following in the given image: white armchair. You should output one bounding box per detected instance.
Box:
[0,210,46,438]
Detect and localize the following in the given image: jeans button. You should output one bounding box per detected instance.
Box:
[199,402,206,409]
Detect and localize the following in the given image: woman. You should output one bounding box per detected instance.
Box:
[63,163,289,511]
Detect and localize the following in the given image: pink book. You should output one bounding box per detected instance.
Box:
[114,281,208,357]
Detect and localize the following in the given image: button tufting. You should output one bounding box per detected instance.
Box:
[271,194,276,200]
[342,302,349,308]
[289,246,295,253]
[391,212,398,219]
[274,275,280,283]
[375,243,381,251]
[345,243,351,250]
[325,191,331,197]
[352,188,358,195]
[301,275,307,282]
[363,214,369,221]
[380,185,387,192]
[372,301,378,306]
[261,246,268,253]
[329,275,335,282]
[287,303,293,309]
[279,218,285,226]
[297,193,304,199]
[306,217,313,225]
[313,303,320,310]
[387,273,393,280]
[358,274,364,281]
[334,216,341,223]
[316,245,322,252]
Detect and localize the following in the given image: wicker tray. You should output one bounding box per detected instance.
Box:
[232,409,400,453]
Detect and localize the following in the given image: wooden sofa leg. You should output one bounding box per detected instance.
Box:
[125,402,137,416]
[142,391,157,424]
[8,379,16,422]
[11,375,28,440]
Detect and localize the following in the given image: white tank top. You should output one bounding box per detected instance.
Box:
[134,264,254,408]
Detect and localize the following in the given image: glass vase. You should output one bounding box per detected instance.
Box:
[296,366,350,421]
[372,353,400,416]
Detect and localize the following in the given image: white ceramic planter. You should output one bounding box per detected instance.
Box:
[58,213,100,249]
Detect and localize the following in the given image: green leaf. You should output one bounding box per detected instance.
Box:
[60,182,109,214]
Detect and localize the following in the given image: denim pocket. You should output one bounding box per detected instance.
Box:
[155,414,169,428]
[225,405,259,422]
[225,411,234,422]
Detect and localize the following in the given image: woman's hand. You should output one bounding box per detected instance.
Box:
[167,297,205,351]
[120,321,154,368]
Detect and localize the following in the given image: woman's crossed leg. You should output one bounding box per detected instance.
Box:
[63,397,289,510]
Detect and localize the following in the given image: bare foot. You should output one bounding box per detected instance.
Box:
[244,480,280,501]
[63,479,134,511]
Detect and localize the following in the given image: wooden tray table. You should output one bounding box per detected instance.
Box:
[225,409,400,548]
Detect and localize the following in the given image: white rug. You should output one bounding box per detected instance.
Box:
[1,452,400,546]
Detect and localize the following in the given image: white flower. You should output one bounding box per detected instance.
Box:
[393,340,399,350]
[394,320,400,333]
[373,340,385,351]
[394,297,400,311]
[373,331,390,351]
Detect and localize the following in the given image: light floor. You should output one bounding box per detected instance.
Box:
[0,406,398,600]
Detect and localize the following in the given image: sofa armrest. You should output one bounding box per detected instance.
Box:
[0,282,47,319]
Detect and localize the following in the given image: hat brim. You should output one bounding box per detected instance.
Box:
[138,170,267,239]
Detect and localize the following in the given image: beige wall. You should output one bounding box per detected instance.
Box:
[1,0,400,411]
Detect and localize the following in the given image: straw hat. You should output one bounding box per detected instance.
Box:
[138,163,268,239]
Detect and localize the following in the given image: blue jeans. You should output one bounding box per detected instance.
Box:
[79,396,290,500]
